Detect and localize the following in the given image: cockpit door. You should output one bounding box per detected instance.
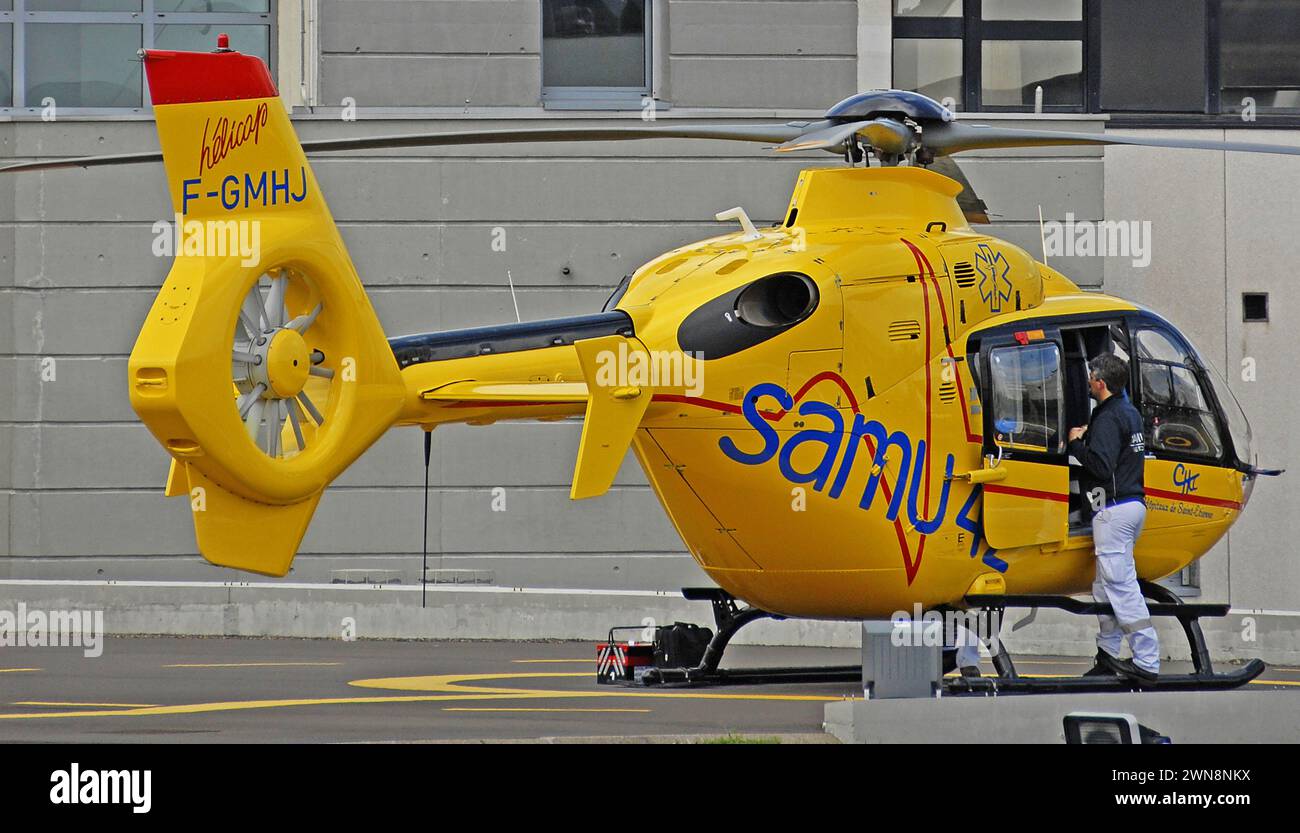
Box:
[978,331,1070,550]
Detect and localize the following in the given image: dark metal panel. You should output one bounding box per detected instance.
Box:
[388,310,634,368]
[1098,0,1207,112]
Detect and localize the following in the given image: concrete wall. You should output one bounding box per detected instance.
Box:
[1,1,1295,660]
[1104,130,1300,618]
[313,0,862,110]
[320,0,541,108]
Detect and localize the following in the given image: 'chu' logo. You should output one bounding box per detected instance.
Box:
[1173,463,1199,495]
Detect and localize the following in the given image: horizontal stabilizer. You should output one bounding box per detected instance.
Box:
[571,336,653,500]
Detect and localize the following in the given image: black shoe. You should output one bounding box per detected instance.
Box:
[1083,649,1121,677]
[1093,649,1159,686]
[1127,663,1159,687]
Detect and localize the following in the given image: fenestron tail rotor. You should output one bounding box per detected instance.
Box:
[232,269,333,461]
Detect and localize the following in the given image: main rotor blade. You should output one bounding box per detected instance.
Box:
[775,118,914,157]
[924,122,1300,158]
[0,124,810,173]
[8,118,1300,175]
[0,150,164,173]
[774,120,872,153]
[296,123,810,154]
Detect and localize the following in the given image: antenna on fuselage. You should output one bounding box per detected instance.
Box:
[1038,204,1049,266]
[506,269,522,323]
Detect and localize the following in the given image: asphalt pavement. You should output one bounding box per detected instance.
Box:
[0,637,1293,743]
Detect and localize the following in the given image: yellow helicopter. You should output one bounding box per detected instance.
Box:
[7,41,1290,692]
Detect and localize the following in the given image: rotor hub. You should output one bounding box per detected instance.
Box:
[262,328,311,398]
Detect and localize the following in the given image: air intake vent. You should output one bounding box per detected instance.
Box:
[939,380,958,403]
[953,261,977,288]
[888,320,922,341]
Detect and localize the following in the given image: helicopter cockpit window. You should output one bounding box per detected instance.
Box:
[989,342,1065,454]
[1134,328,1223,459]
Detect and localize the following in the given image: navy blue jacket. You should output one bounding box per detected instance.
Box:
[1068,393,1147,510]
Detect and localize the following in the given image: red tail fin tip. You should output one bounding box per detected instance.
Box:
[144,45,276,106]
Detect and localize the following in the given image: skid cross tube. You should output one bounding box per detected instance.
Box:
[635,588,861,686]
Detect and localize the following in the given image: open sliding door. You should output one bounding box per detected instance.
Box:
[979,330,1071,550]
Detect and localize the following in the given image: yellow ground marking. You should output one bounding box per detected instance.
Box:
[1,668,1292,722]
[163,662,343,668]
[443,708,652,713]
[0,668,41,673]
[14,702,158,708]
[0,694,540,720]
[348,671,844,703]
[0,671,842,721]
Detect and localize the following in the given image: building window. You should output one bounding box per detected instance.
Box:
[893,37,962,107]
[1242,292,1268,323]
[1218,0,1300,115]
[892,0,1084,113]
[980,39,1082,108]
[541,0,650,110]
[895,0,1300,120]
[0,0,274,114]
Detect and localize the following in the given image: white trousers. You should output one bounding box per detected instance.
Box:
[953,623,982,669]
[1092,500,1159,673]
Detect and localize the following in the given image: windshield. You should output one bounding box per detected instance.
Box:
[1144,317,1253,469]
[1203,360,1254,468]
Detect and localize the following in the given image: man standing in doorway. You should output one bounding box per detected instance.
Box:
[1068,353,1159,684]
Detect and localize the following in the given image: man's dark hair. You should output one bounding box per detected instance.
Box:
[1090,353,1129,394]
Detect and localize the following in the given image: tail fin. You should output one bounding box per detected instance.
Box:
[130,44,404,576]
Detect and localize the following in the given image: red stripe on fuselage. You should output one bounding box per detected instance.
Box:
[902,237,982,445]
[982,483,1070,503]
[1144,487,1241,511]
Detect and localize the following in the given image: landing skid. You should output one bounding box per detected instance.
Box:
[619,582,1265,693]
[955,580,1266,694]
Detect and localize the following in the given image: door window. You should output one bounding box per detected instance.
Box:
[989,341,1065,454]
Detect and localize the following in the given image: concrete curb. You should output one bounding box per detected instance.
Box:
[824,690,1300,744]
[3,580,1298,662]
